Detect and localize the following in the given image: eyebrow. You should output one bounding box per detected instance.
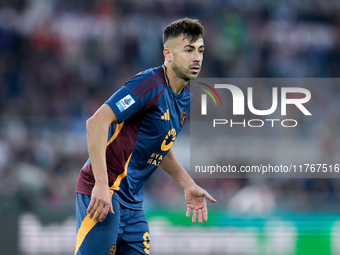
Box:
[184,45,205,49]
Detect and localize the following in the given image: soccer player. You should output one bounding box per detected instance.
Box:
[74,18,216,255]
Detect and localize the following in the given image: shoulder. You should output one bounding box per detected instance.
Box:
[124,66,167,100]
[126,66,165,86]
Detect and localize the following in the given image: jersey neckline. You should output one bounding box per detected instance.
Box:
[162,65,187,99]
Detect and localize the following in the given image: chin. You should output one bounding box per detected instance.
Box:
[189,74,200,80]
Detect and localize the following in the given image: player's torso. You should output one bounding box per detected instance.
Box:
[130,85,190,170]
[114,84,191,208]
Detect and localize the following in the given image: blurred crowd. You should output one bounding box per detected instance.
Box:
[1,0,340,216]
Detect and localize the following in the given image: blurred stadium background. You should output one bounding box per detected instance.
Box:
[1,0,340,254]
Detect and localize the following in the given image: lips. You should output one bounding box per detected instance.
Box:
[190,65,200,72]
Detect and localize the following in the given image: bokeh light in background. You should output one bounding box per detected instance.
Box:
[1,0,340,254]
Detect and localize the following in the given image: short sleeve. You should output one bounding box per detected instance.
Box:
[105,85,143,123]
[105,68,165,123]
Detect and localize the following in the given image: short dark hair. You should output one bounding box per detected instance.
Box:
[163,18,204,45]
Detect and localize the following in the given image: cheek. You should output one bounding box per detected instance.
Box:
[174,52,188,61]
[179,54,191,65]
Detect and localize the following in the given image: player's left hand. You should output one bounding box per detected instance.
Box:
[184,184,216,224]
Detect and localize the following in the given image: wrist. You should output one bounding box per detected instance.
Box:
[183,179,196,191]
[95,179,108,185]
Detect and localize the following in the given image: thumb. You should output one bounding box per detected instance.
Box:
[204,191,217,203]
[109,204,114,214]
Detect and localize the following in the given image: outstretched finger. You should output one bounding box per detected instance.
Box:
[204,191,217,203]
[192,209,197,223]
[186,207,192,218]
[198,209,203,224]
[202,207,208,222]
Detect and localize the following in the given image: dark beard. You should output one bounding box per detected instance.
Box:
[172,64,192,82]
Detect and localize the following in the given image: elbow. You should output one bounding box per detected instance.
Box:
[86,114,111,134]
[86,115,98,132]
[86,116,93,129]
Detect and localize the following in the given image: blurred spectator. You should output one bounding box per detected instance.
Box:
[228,183,276,215]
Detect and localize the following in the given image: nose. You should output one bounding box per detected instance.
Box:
[195,51,203,63]
[194,50,203,63]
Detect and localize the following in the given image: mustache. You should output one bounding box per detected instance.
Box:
[189,63,201,68]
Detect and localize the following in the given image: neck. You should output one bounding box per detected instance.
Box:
[164,61,187,94]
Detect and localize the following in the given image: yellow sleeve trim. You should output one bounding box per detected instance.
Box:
[110,152,132,192]
[107,122,124,146]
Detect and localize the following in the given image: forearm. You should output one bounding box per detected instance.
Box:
[86,104,118,185]
[87,117,109,184]
[160,148,195,190]
[85,105,118,220]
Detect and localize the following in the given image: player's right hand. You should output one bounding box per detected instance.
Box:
[87,182,114,222]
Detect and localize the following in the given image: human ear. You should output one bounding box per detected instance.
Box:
[163,47,171,63]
